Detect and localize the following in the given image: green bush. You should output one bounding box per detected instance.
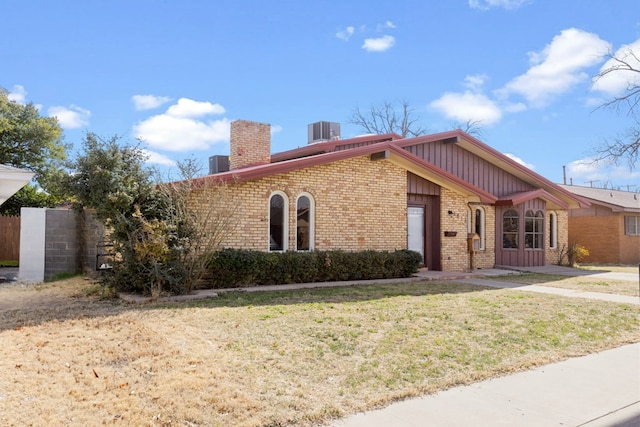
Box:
[206,249,422,288]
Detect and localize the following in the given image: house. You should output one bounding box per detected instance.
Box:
[559,185,640,264]
[0,164,34,207]
[194,120,587,272]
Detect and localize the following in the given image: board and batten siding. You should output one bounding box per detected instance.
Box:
[404,142,535,197]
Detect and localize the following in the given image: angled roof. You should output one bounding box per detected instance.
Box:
[0,164,35,206]
[204,128,586,209]
[559,185,640,213]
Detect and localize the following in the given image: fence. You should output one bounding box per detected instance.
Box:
[0,215,20,261]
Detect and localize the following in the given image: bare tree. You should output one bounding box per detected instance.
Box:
[350,100,427,137]
[452,119,484,138]
[592,48,640,170]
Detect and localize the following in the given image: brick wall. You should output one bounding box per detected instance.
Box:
[619,215,640,264]
[546,210,568,265]
[568,214,620,264]
[195,155,407,253]
[230,120,271,170]
[470,204,496,270]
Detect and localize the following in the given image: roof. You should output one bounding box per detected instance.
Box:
[204,129,586,209]
[0,164,35,206]
[559,185,640,213]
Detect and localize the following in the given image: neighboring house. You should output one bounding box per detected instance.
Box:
[195,120,587,272]
[0,164,34,207]
[559,185,640,265]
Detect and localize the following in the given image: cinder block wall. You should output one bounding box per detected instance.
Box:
[44,209,79,280]
[195,155,407,253]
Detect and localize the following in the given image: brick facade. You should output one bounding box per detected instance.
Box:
[546,210,568,265]
[567,213,639,264]
[230,120,271,170]
[195,155,408,253]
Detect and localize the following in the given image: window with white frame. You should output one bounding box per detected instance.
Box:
[269,191,288,251]
[549,212,557,249]
[296,193,314,251]
[474,207,486,250]
[625,216,640,235]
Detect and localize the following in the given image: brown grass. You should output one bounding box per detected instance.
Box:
[490,272,640,297]
[1,277,639,426]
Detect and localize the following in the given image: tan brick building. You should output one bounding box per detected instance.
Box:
[196,120,586,272]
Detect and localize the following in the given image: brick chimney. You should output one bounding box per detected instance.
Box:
[229,120,271,170]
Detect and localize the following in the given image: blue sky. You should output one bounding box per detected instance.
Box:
[3,0,640,190]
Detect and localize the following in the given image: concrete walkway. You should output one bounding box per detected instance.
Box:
[332,343,640,427]
[331,265,640,427]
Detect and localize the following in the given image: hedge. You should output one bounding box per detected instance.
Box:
[204,249,423,289]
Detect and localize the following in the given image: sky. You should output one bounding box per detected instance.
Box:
[2,0,640,190]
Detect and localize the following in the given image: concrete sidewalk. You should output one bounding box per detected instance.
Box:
[332,342,640,427]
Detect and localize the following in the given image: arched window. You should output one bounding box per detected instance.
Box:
[474,207,486,250]
[549,212,557,249]
[503,209,519,249]
[525,210,544,249]
[296,193,314,251]
[269,191,288,251]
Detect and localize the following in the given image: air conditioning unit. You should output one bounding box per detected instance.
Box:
[209,155,230,174]
[308,121,340,144]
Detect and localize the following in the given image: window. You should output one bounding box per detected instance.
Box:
[549,212,557,249]
[474,207,486,250]
[296,193,314,251]
[503,209,519,249]
[625,216,640,235]
[525,210,544,249]
[269,192,288,251]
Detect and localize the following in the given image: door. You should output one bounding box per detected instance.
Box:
[407,206,424,263]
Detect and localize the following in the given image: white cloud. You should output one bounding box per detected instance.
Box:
[504,153,536,170]
[501,28,611,108]
[271,125,283,135]
[336,26,355,41]
[566,157,640,185]
[430,91,502,125]
[141,149,177,167]
[464,74,488,91]
[362,35,395,52]
[166,97,225,117]
[7,85,27,104]
[591,38,640,97]
[469,0,529,10]
[47,105,90,128]
[132,94,172,111]
[133,97,229,152]
[377,21,396,31]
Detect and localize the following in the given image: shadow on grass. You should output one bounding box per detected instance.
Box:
[0,280,498,332]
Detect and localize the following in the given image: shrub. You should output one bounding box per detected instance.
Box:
[558,243,590,267]
[206,249,422,288]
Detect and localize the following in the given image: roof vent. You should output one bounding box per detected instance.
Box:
[308,121,340,144]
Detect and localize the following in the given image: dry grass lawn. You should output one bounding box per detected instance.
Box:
[1,277,639,426]
[490,271,639,297]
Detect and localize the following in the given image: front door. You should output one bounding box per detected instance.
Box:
[407,206,425,263]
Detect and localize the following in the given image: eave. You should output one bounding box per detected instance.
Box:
[496,189,570,210]
[394,129,588,209]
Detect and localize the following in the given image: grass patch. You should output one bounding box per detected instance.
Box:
[491,272,639,297]
[0,260,18,267]
[0,278,638,426]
